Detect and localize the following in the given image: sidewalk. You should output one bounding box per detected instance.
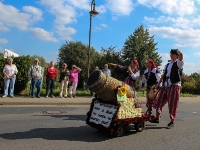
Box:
[0,96,199,105]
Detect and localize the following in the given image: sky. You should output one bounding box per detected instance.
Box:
[0,0,200,75]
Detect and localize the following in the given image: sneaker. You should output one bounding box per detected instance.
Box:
[2,95,7,98]
[51,95,55,98]
[64,96,67,98]
[60,96,63,98]
[45,96,48,98]
[167,122,174,129]
[10,96,14,98]
[151,118,159,123]
[36,96,40,98]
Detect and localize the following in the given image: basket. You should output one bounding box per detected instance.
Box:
[87,70,134,102]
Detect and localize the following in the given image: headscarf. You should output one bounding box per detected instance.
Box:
[148,60,157,70]
[132,60,139,68]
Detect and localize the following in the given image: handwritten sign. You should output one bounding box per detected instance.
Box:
[89,100,118,128]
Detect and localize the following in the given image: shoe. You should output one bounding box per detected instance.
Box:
[151,118,159,123]
[73,95,76,98]
[167,122,174,129]
[51,95,55,98]
[2,95,7,98]
[31,96,34,98]
[10,96,14,98]
[64,96,67,98]
[45,96,48,98]
[70,95,73,98]
[36,96,40,98]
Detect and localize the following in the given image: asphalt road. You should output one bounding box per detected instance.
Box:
[0,104,199,150]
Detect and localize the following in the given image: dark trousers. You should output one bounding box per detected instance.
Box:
[46,78,55,96]
[31,78,42,97]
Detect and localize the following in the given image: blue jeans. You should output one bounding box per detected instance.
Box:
[4,77,16,96]
[31,78,42,97]
[46,78,55,96]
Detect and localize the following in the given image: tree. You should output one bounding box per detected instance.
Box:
[57,41,99,87]
[121,25,162,73]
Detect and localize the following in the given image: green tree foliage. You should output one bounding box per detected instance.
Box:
[57,41,99,87]
[121,25,162,73]
[97,46,122,69]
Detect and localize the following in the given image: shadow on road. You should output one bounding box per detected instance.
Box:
[0,126,114,142]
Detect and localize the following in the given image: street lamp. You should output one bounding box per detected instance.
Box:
[87,0,98,79]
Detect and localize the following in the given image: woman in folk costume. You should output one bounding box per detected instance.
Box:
[108,60,140,89]
[142,60,161,115]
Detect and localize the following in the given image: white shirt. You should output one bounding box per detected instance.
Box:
[163,59,184,87]
[3,64,18,78]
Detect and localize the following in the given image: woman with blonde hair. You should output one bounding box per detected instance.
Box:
[2,57,18,98]
[59,63,70,98]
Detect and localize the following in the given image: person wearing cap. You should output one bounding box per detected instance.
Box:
[28,58,44,98]
[152,49,184,129]
[102,64,111,76]
[141,60,161,115]
[45,61,58,98]
[108,60,140,89]
[59,63,70,98]
[2,57,18,98]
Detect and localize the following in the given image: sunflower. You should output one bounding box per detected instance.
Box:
[118,86,127,96]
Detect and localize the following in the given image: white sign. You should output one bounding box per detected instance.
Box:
[89,100,118,128]
[4,49,19,58]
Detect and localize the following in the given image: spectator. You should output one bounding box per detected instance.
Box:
[46,61,58,98]
[59,63,70,98]
[69,65,81,98]
[102,64,111,76]
[28,58,43,98]
[2,57,18,98]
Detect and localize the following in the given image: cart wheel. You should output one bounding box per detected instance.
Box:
[114,125,125,137]
[134,122,145,132]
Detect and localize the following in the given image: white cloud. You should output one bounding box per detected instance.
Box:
[138,0,196,16]
[101,23,108,28]
[112,16,118,20]
[29,27,58,42]
[105,0,134,15]
[149,26,200,47]
[183,62,200,75]
[55,25,77,41]
[194,52,200,57]
[0,38,8,44]
[0,22,9,31]
[23,6,43,22]
[145,16,200,29]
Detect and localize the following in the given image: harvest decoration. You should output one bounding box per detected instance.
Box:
[118,86,127,96]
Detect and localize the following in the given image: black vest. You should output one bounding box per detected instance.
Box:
[163,61,181,84]
[143,68,159,86]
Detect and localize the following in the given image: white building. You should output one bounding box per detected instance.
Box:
[4,49,19,58]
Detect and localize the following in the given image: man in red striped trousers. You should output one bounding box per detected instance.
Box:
[152,49,184,129]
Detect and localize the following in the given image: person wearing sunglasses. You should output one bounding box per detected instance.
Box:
[152,49,184,129]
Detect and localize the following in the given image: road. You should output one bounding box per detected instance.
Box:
[0,104,199,150]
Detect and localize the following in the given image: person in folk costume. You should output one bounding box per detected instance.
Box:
[141,60,161,115]
[152,49,184,129]
[108,60,140,89]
